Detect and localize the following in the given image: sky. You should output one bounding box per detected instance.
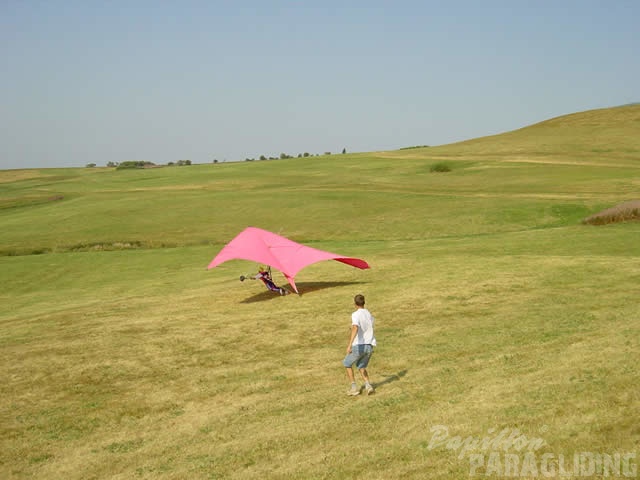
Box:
[1,1,638,170]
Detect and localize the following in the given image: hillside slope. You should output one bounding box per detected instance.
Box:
[385,104,640,165]
[0,105,638,256]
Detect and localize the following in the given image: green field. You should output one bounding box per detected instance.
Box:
[2,105,639,479]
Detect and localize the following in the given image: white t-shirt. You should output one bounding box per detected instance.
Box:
[351,308,377,346]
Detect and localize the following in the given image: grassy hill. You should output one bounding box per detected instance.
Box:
[387,104,640,165]
[1,105,639,479]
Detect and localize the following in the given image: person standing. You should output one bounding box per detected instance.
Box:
[342,294,376,396]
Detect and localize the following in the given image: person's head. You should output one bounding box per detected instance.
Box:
[354,294,365,307]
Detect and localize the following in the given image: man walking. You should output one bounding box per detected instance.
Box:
[342,294,376,396]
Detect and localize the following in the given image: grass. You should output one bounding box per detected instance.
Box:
[1,104,639,479]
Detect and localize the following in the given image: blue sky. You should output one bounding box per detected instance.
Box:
[1,1,638,170]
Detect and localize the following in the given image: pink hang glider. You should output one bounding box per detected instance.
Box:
[207,227,370,294]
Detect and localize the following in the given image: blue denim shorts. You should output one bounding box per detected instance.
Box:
[343,344,373,369]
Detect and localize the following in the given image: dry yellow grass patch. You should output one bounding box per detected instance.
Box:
[583,200,640,225]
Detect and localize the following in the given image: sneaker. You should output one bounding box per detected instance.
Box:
[366,385,375,395]
[347,386,360,396]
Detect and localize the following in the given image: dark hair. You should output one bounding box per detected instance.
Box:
[354,294,365,307]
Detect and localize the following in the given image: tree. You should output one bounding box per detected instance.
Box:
[118,161,153,170]
[342,148,346,154]
[85,163,96,168]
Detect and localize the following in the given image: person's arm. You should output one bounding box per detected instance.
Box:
[346,325,358,354]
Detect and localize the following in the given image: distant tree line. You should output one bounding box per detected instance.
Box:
[92,160,193,169]
[87,149,349,168]
[243,149,347,162]
[115,161,156,170]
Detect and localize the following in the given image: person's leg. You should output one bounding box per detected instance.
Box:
[345,367,360,395]
[343,349,361,396]
[359,368,374,394]
[356,346,375,394]
[346,366,356,384]
[358,368,375,394]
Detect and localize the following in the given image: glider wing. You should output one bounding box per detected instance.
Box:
[207,227,370,293]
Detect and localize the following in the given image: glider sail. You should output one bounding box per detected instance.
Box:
[207,227,370,293]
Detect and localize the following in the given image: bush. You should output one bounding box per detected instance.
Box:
[116,161,156,170]
[582,200,640,225]
[117,161,145,170]
[430,162,451,173]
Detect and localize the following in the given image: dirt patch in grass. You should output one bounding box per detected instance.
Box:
[0,195,64,210]
[583,200,640,225]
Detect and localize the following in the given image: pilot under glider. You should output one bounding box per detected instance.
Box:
[207,227,370,294]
